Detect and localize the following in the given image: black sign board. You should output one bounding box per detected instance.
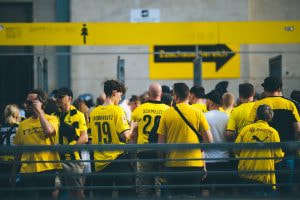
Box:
[154,44,235,71]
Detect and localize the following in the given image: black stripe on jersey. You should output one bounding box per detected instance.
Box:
[147,100,163,104]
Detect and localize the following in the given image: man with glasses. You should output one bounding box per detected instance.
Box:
[11,89,62,199]
[53,87,88,199]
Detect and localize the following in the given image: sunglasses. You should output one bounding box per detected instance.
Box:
[55,94,66,99]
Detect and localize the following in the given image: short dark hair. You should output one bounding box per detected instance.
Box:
[161,93,173,106]
[104,80,126,97]
[256,104,274,122]
[129,95,140,103]
[205,90,222,105]
[261,76,282,92]
[28,89,48,110]
[239,83,254,99]
[173,82,189,101]
[190,85,205,98]
[162,85,171,94]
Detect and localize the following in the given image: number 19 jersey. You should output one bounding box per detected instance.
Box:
[90,104,130,172]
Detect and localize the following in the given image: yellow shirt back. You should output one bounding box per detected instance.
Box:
[192,103,207,113]
[235,120,284,189]
[248,96,300,144]
[13,115,62,173]
[227,102,255,134]
[131,101,169,144]
[157,103,210,167]
[90,105,130,171]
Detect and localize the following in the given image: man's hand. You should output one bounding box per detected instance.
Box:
[32,99,43,115]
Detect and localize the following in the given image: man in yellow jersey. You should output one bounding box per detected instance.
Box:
[157,82,213,197]
[226,83,255,141]
[248,77,300,194]
[189,85,207,113]
[11,89,62,199]
[53,87,88,199]
[90,79,137,199]
[235,104,284,196]
[131,83,169,197]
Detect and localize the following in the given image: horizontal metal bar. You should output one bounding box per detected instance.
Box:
[0,169,298,179]
[0,142,299,152]
[2,156,296,164]
[1,182,300,192]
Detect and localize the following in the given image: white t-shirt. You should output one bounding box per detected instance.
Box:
[204,110,229,163]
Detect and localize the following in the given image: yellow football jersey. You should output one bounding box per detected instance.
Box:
[90,104,130,172]
[54,105,88,160]
[192,103,207,113]
[131,101,169,144]
[219,107,232,116]
[227,102,255,134]
[235,120,284,189]
[157,103,210,168]
[13,115,62,173]
[248,96,300,143]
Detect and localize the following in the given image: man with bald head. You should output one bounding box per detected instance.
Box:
[131,83,170,197]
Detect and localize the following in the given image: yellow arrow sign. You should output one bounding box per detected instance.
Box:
[0,21,299,45]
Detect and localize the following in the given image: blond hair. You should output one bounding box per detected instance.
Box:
[4,104,20,124]
[222,92,235,108]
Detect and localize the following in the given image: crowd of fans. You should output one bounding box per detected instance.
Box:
[0,76,300,199]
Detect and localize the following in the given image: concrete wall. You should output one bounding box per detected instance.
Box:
[70,0,300,101]
[7,0,298,101]
[70,0,250,100]
[248,0,300,97]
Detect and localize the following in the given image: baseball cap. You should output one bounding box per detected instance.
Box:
[261,76,282,92]
[205,90,222,105]
[54,87,73,98]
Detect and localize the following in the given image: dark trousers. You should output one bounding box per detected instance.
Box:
[239,178,277,197]
[275,155,295,195]
[93,153,135,199]
[163,166,204,197]
[0,163,14,198]
[16,170,57,200]
[205,161,232,193]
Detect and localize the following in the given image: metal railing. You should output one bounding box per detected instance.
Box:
[0,142,300,199]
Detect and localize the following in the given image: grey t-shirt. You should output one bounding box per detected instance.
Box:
[204,110,229,163]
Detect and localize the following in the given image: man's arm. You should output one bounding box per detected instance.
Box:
[77,130,88,144]
[294,122,300,141]
[120,121,138,141]
[33,100,55,136]
[202,130,213,143]
[157,134,166,160]
[225,130,237,142]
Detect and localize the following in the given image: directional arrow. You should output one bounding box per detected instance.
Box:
[154,44,235,71]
